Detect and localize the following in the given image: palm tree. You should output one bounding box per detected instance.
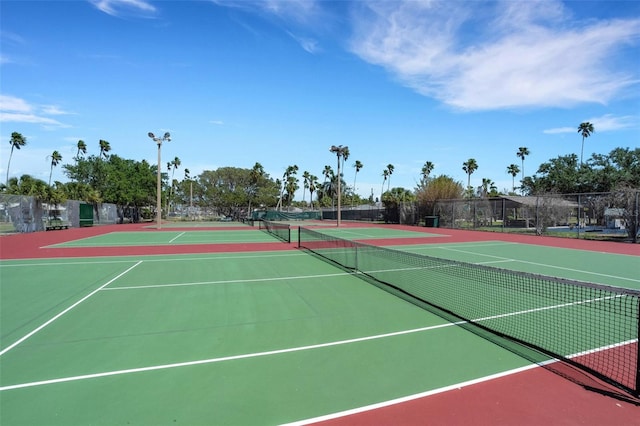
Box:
[170,157,181,182]
[506,164,520,192]
[352,160,363,207]
[308,174,318,210]
[385,164,394,192]
[577,122,594,165]
[322,165,332,186]
[302,170,311,206]
[248,162,264,214]
[6,131,27,187]
[47,150,63,187]
[421,161,434,181]
[462,158,478,189]
[99,139,111,159]
[381,169,389,203]
[169,156,181,214]
[284,176,299,210]
[478,178,495,198]
[75,140,87,159]
[516,147,529,181]
[420,161,435,189]
[277,165,298,210]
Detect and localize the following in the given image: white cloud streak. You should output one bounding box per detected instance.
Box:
[0,95,71,128]
[544,114,638,134]
[349,0,640,111]
[89,0,157,17]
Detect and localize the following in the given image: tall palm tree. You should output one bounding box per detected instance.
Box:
[248,162,264,214]
[478,177,495,198]
[169,156,181,213]
[285,175,299,210]
[516,147,529,181]
[420,161,435,188]
[99,139,111,159]
[577,122,594,165]
[47,150,63,187]
[302,170,311,206]
[6,131,27,187]
[308,174,318,210]
[341,147,350,171]
[386,164,394,192]
[75,140,87,159]
[462,158,478,189]
[421,161,434,180]
[352,160,363,207]
[381,169,389,203]
[506,164,520,192]
[322,165,332,186]
[277,165,298,210]
[170,157,181,182]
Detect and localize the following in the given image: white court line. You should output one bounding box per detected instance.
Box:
[1,293,634,394]
[168,232,185,243]
[416,246,640,284]
[0,252,307,268]
[0,322,460,391]
[0,261,143,357]
[280,337,639,426]
[280,364,542,426]
[102,271,354,291]
[46,238,269,248]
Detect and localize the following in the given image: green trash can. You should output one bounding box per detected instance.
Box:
[424,216,439,227]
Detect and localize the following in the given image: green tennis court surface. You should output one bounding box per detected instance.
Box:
[392,241,640,290]
[1,232,638,424]
[45,226,441,249]
[46,230,279,247]
[301,226,441,240]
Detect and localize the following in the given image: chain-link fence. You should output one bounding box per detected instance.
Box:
[0,194,118,234]
[318,191,639,243]
[425,191,639,242]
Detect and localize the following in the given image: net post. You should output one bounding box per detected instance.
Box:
[297,226,301,248]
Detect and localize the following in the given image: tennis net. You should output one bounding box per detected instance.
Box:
[259,220,291,243]
[298,226,640,398]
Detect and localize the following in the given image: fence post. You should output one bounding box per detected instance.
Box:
[576,194,580,239]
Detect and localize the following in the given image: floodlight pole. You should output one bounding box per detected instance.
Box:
[330,145,348,227]
[148,131,171,229]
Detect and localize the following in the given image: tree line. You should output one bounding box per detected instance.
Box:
[2,121,638,222]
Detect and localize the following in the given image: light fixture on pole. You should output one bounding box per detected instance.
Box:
[329,145,348,227]
[148,131,171,229]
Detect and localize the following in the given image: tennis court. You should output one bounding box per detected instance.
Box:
[1,221,638,425]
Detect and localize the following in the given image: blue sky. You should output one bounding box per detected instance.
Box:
[1,0,639,200]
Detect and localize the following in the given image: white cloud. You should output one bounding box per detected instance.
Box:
[0,54,13,65]
[543,126,575,134]
[89,0,157,17]
[543,114,637,134]
[0,95,71,128]
[41,105,76,116]
[0,95,32,113]
[287,31,320,54]
[585,114,637,131]
[213,0,319,23]
[209,120,224,125]
[349,0,640,111]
